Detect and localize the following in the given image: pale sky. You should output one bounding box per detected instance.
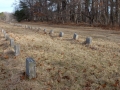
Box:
[0,0,17,13]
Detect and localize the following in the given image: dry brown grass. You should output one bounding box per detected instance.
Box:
[0,22,120,90]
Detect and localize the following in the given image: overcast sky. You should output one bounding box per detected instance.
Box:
[0,0,17,13]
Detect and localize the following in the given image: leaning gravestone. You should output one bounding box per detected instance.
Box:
[59,32,64,37]
[73,33,78,40]
[26,58,36,79]
[85,37,92,45]
[10,38,14,47]
[14,44,20,56]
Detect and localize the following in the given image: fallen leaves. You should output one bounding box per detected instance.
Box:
[113,80,119,87]
[3,55,9,59]
[62,76,70,80]
[102,83,107,88]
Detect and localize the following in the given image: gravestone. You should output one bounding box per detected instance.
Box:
[85,37,92,45]
[14,44,20,56]
[59,32,64,37]
[44,29,47,34]
[26,58,36,79]
[3,31,6,36]
[5,34,10,40]
[2,29,4,33]
[10,38,14,47]
[4,33,9,40]
[73,33,78,40]
[49,30,54,35]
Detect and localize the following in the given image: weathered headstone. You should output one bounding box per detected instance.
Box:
[49,30,54,35]
[59,32,64,37]
[10,38,14,47]
[73,33,78,40]
[44,29,47,34]
[2,29,4,33]
[14,44,20,56]
[26,25,28,28]
[5,34,10,40]
[26,58,36,79]
[3,31,6,35]
[85,37,92,45]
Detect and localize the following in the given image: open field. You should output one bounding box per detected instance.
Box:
[0,21,120,90]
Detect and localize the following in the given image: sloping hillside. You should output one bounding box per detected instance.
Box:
[0,22,120,90]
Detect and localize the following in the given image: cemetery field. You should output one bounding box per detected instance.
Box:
[0,21,120,90]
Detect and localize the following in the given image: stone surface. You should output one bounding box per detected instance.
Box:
[73,33,78,40]
[85,37,92,44]
[26,58,36,79]
[5,34,10,40]
[10,38,14,47]
[44,29,47,34]
[4,33,9,40]
[14,44,20,56]
[49,30,54,35]
[2,29,4,33]
[59,32,64,37]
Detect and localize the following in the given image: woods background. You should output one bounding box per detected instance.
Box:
[1,0,120,27]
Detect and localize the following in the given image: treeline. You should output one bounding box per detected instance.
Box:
[14,0,120,26]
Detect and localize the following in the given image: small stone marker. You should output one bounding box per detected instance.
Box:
[5,34,10,40]
[26,58,36,79]
[59,32,64,37]
[3,31,6,36]
[44,29,47,34]
[14,44,20,56]
[49,30,54,35]
[10,38,14,47]
[2,29,4,33]
[4,33,8,40]
[73,33,78,40]
[85,37,92,45]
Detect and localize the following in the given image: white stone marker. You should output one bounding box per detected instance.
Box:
[73,33,78,40]
[3,31,6,36]
[10,38,14,47]
[44,29,47,34]
[14,44,20,56]
[2,29,4,33]
[59,32,64,37]
[49,30,54,35]
[85,37,92,44]
[5,34,10,40]
[26,58,36,79]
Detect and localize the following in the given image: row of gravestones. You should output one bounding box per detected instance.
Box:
[9,22,92,45]
[1,29,35,79]
[6,22,92,79]
[1,29,20,56]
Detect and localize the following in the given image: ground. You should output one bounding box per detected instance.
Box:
[0,21,120,90]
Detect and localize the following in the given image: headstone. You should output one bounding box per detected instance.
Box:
[44,29,47,34]
[3,30,6,35]
[2,29,4,33]
[26,25,28,28]
[85,37,92,45]
[26,58,36,79]
[59,32,64,37]
[14,44,20,56]
[49,30,54,35]
[10,38,14,47]
[73,33,78,40]
[5,34,10,40]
